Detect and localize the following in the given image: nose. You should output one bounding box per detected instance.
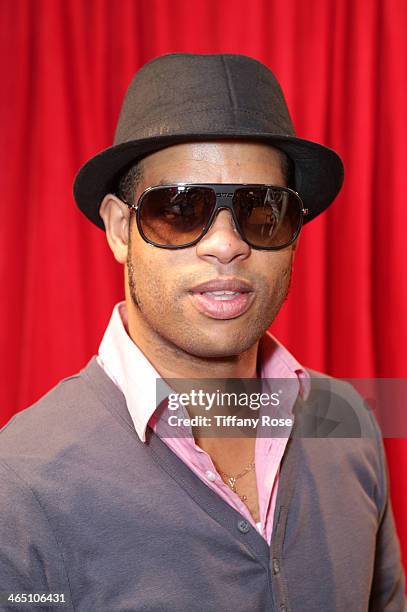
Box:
[195,208,251,264]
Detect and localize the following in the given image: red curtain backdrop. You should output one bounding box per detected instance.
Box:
[1,0,406,570]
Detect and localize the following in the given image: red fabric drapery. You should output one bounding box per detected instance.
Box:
[1,0,406,571]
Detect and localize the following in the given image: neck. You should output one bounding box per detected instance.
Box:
[124,294,260,472]
[126,306,260,468]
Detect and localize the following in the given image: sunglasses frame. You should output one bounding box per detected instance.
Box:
[119,183,308,251]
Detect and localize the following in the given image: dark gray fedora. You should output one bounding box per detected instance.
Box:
[73,52,344,230]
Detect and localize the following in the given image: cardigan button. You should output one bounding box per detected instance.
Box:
[272,557,280,574]
[237,519,250,533]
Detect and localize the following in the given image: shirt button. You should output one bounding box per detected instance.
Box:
[272,558,280,575]
[205,470,216,482]
[237,519,250,534]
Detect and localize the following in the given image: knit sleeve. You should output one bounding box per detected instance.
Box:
[0,461,74,611]
[366,412,407,611]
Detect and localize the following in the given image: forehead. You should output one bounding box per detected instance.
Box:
[139,140,286,186]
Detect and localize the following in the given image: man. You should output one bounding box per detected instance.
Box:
[0,53,405,611]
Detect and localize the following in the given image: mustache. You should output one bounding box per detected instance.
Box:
[179,270,264,291]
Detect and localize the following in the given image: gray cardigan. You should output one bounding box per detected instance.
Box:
[0,357,405,612]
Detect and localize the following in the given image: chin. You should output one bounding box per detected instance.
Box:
[178,331,259,359]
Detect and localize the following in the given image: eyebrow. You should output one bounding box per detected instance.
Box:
[156,179,211,187]
[157,178,175,185]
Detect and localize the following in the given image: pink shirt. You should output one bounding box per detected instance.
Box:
[97,301,310,544]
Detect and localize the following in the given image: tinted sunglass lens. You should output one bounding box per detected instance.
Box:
[139,187,215,246]
[234,187,302,248]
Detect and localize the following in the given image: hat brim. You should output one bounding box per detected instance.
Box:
[73,131,344,230]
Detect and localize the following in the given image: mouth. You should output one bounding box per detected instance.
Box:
[188,278,255,320]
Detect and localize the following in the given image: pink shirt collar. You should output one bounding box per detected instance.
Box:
[98,301,310,442]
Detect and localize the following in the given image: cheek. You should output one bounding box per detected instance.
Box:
[133,253,167,297]
[130,232,293,324]
[129,241,184,314]
[253,250,293,291]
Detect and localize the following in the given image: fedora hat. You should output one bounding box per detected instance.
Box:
[73,53,344,230]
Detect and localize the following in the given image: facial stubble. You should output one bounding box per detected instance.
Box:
[126,243,294,359]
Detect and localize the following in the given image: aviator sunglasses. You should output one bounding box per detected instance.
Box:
[118,184,309,250]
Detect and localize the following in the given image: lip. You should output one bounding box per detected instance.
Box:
[189,277,254,293]
[188,277,255,320]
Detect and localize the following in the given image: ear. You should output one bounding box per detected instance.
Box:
[291,234,300,259]
[293,234,300,251]
[99,194,131,264]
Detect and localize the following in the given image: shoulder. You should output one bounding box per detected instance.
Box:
[2,361,92,438]
[298,367,388,517]
[0,357,113,471]
[0,356,133,516]
[303,366,379,439]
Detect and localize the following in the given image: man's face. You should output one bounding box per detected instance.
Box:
[122,141,297,358]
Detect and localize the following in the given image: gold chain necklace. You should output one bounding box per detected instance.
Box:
[218,461,255,502]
